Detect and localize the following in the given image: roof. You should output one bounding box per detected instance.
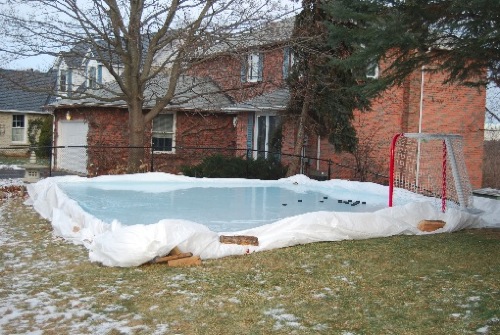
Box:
[0,69,56,114]
[58,39,123,69]
[226,89,290,111]
[51,75,235,111]
[196,18,295,57]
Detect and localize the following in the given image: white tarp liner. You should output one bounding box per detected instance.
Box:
[26,173,500,267]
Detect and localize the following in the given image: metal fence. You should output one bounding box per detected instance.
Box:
[1,144,389,182]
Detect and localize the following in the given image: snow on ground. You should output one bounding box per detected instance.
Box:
[0,200,173,334]
[24,173,500,267]
[0,164,23,170]
[0,178,23,188]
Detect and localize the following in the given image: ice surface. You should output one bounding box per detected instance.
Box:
[57,181,386,231]
[25,173,500,267]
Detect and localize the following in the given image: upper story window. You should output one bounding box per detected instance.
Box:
[88,66,97,89]
[366,61,379,79]
[59,69,72,93]
[59,70,67,92]
[283,47,295,79]
[12,115,25,143]
[241,52,263,83]
[152,113,175,153]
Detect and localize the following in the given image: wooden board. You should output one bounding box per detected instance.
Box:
[151,252,193,264]
[417,220,446,232]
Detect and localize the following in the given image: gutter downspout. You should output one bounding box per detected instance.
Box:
[416,65,425,186]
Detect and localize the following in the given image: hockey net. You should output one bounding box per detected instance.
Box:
[389,133,473,212]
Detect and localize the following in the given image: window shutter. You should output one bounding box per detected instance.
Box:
[283,47,290,79]
[97,65,103,84]
[67,69,73,93]
[241,56,247,83]
[257,53,264,82]
[246,113,254,151]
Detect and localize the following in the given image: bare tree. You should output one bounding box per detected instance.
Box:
[0,0,293,171]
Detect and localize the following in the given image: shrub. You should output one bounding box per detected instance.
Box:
[28,116,53,158]
[181,154,287,180]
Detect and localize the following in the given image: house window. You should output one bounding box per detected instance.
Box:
[152,114,175,152]
[366,61,379,79]
[283,47,295,79]
[59,70,67,92]
[88,66,97,88]
[12,115,25,143]
[242,52,263,83]
[59,69,73,93]
[254,114,282,160]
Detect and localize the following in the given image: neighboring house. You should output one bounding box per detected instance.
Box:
[48,19,486,188]
[0,69,55,156]
[55,42,119,97]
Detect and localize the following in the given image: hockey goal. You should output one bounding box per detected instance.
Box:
[389,133,473,212]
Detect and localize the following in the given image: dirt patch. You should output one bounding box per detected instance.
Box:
[0,185,26,200]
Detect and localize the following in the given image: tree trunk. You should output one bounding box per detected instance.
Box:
[286,91,311,177]
[128,101,146,173]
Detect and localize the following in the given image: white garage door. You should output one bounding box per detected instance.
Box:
[57,121,88,174]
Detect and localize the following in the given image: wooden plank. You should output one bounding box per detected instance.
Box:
[169,246,183,256]
[151,252,193,264]
[417,220,446,232]
[168,256,202,267]
[219,235,259,246]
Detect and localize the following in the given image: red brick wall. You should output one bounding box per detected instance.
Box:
[53,107,238,176]
[311,68,485,188]
[188,48,286,103]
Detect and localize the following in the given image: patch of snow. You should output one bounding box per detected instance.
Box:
[0,178,24,188]
[264,307,303,330]
[476,325,489,334]
[0,164,23,170]
[228,297,241,304]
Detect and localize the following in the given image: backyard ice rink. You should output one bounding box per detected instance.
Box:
[23,173,500,267]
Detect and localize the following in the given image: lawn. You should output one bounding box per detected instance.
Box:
[1,195,499,335]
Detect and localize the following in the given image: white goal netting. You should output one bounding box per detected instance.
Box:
[389,133,473,211]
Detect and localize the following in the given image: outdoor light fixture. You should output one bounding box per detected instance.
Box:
[66,111,71,120]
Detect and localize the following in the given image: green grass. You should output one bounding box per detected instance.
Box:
[1,196,499,334]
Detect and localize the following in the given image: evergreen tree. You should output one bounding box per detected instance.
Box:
[323,0,500,88]
[286,0,376,176]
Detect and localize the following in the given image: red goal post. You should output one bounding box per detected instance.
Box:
[389,133,473,212]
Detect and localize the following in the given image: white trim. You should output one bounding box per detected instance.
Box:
[253,111,278,159]
[11,114,27,144]
[152,112,176,154]
[247,52,260,83]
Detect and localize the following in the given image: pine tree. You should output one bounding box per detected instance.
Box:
[286,0,376,176]
[323,0,500,88]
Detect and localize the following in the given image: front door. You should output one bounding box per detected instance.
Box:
[254,114,282,160]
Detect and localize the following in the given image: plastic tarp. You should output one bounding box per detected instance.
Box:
[26,173,498,267]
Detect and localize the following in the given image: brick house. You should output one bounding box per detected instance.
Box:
[0,69,55,156]
[49,21,486,188]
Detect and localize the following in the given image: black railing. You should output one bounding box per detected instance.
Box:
[0,145,389,183]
